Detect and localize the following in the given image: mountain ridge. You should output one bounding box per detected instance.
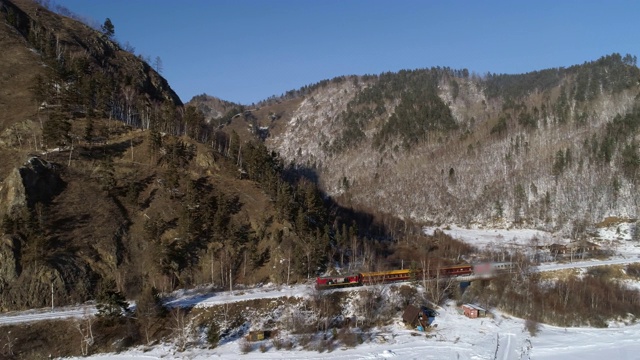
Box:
[202,55,640,237]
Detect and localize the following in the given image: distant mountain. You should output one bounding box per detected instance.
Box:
[237,55,640,237]
[187,93,240,125]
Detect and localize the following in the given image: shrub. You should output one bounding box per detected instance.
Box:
[298,334,312,348]
[284,339,294,350]
[259,342,268,353]
[587,265,619,280]
[626,263,640,279]
[239,339,252,354]
[398,285,417,307]
[316,339,330,353]
[525,319,540,336]
[339,328,358,348]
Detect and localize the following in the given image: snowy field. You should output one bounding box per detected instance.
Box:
[60,300,640,360]
[424,224,640,259]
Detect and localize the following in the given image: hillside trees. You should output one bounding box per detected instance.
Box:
[183,105,206,140]
[208,135,392,280]
[15,5,186,137]
[468,264,640,327]
[483,53,639,103]
[620,142,640,181]
[349,69,459,151]
[130,134,330,288]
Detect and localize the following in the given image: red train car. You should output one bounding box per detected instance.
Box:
[315,274,361,289]
[439,264,473,277]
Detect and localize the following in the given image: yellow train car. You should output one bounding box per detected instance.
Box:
[360,269,413,284]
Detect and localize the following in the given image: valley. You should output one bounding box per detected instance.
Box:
[1,1,640,358]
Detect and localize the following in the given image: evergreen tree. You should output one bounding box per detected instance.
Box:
[207,321,221,348]
[101,18,115,39]
[42,110,71,148]
[228,130,240,161]
[96,279,129,319]
[96,157,116,193]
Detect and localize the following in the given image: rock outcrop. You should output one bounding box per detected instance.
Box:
[0,156,64,219]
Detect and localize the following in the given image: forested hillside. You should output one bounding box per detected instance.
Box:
[252,54,640,238]
[0,0,401,312]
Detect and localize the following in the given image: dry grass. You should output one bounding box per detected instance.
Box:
[0,315,158,359]
[596,216,636,228]
[539,268,582,281]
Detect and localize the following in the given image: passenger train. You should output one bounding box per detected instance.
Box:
[315,262,514,290]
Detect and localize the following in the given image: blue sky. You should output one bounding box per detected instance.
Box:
[55,0,639,105]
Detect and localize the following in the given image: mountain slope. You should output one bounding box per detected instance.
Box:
[0,0,369,312]
[252,55,640,235]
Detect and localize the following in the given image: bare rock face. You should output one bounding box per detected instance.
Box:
[0,261,69,312]
[0,167,27,219]
[195,151,217,171]
[18,156,65,207]
[0,157,70,310]
[0,235,20,284]
[0,156,65,220]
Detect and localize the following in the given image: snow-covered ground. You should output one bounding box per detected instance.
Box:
[424,226,555,248]
[4,226,640,359]
[424,224,640,259]
[59,299,640,360]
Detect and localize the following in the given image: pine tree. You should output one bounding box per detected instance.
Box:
[207,320,221,348]
[101,18,115,39]
[42,110,71,148]
[96,279,129,319]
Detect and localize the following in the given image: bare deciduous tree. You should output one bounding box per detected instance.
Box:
[171,308,191,352]
[75,309,94,356]
[154,56,163,74]
[1,331,16,356]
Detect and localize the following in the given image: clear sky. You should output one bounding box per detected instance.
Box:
[54,0,640,105]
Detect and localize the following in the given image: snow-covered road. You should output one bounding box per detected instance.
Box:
[536,257,640,272]
[0,305,96,325]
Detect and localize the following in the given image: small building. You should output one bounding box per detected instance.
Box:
[402,305,435,330]
[548,243,568,255]
[462,304,487,318]
[573,241,599,252]
[246,330,277,342]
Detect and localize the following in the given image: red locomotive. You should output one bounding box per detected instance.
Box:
[315,274,361,289]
